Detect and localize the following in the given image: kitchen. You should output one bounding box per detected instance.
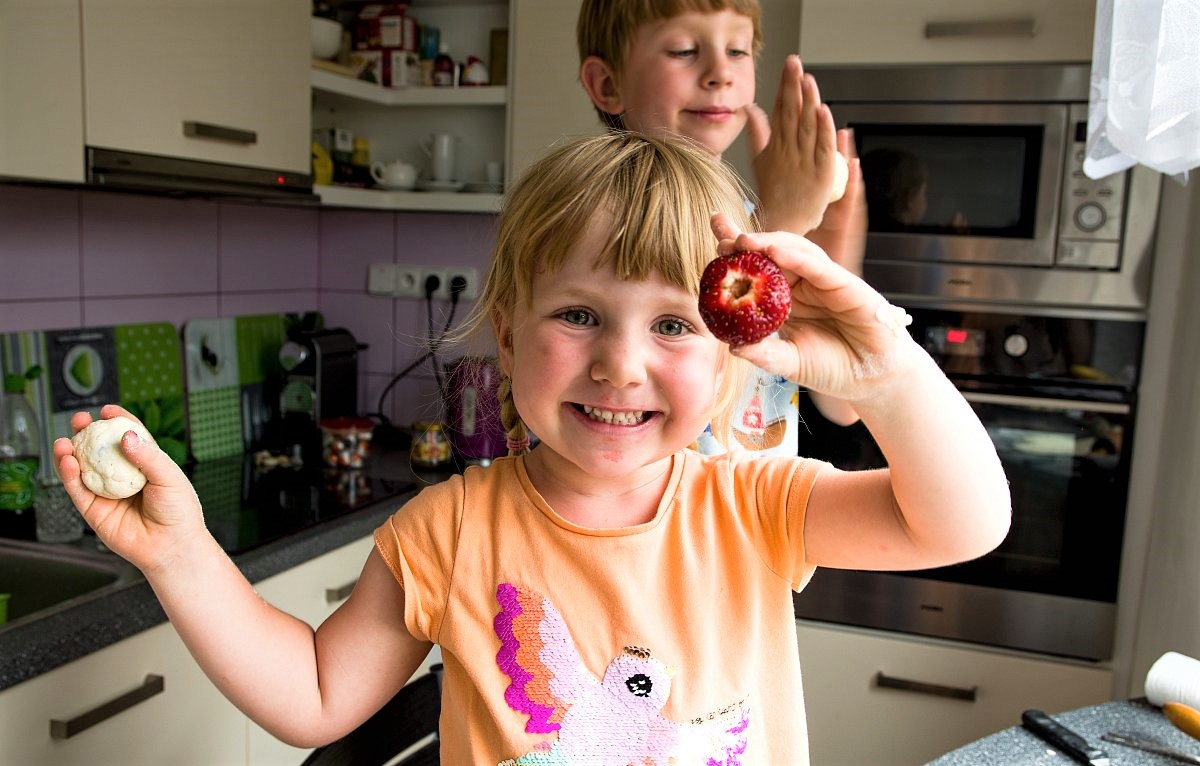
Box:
[2,1,1199,764]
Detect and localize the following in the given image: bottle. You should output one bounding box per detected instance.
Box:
[0,370,42,539]
[433,42,455,87]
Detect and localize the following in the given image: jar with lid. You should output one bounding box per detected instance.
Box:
[410,421,452,468]
[0,368,43,539]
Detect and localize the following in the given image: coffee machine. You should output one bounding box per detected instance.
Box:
[278,328,364,455]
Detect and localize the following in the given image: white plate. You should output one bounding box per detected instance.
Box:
[375,183,416,191]
[416,179,465,192]
[463,182,503,194]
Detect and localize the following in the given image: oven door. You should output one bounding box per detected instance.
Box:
[835,103,1069,267]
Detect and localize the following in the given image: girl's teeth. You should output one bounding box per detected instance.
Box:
[582,405,645,425]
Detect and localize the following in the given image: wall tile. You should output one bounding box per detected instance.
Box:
[80,192,219,297]
[84,295,219,329]
[0,186,81,301]
[0,299,84,334]
[220,290,320,317]
[318,209,394,291]
[318,290,398,376]
[220,202,319,291]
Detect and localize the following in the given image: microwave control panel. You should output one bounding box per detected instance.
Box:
[1057,103,1127,270]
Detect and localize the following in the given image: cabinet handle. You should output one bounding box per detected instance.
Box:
[49,674,165,739]
[924,18,1036,39]
[182,121,258,145]
[326,579,358,603]
[875,671,977,702]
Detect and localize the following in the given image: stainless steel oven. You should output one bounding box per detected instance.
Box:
[792,64,1162,662]
[794,305,1143,661]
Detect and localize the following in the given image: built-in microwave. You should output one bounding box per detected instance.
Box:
[812,64,1161,312]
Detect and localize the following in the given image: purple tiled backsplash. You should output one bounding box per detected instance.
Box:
[0,184,496,427]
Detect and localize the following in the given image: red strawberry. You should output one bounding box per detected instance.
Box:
[698,251,791,346]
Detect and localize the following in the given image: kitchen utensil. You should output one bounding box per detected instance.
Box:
[1166,702,1200,741]
[370,159,417,189]
[1103,731,1200,764]
[422,133,457,182]
[1022,709,1111,766]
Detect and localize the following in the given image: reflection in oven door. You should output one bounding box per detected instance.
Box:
[793,308,1142,661]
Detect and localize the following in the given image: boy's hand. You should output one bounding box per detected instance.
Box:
[746,55,839,236]
[711,214,916,403]
[54,404,206,574]
[807,129,867,277]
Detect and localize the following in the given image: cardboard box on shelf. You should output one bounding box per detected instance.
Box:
[350,49,422,89]
[354,3,417,52]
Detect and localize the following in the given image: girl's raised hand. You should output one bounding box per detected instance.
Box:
[53,404,205,574]
[710,213,916,402]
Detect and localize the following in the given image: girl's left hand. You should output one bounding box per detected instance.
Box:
[710,213,916,402]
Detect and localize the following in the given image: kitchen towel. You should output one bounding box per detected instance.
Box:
[1146,651,1200,709]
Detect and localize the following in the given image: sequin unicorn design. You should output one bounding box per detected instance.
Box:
[493,583,750,765]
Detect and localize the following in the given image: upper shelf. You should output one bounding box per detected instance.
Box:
[311,67,507,109]
[315,184,502,213]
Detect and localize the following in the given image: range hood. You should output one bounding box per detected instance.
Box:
[87,147,317,203]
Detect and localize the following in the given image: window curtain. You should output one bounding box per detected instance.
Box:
[1084,0,1200,181]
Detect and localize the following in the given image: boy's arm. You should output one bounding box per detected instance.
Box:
[55,410,430,747]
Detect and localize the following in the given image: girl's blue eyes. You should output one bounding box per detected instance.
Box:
[556,310,693,337]
[561,309,594,326]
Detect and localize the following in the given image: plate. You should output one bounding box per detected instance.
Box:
[463,182,503,194]
[416,179,465,192]
[375,183,416,191]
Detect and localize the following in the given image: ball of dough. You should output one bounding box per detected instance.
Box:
[828,152,849,204]
[71,416,154,499]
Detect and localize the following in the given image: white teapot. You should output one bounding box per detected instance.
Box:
[370,160,417,189]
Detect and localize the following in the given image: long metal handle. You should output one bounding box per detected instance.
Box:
[962,390,1131,415]
[50,674,165,739]
[875,671,977,701]
[182,121,257,145]
[326,579,358,603]
[925,18,1036,39]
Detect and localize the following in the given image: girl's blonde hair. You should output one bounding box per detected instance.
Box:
[577,0,765,130]
[465,132,757,456]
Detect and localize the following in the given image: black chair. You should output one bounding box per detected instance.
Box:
[301,665,442,766]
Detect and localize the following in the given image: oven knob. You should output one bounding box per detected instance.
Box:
[1074,202,1106,232]
[1004,333,1030,358]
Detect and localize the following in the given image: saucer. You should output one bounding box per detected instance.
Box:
[375,182,416,191]
[416,179,465,192]
[463,182,503,194]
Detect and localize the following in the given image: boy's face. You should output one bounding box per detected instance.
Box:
[607,11,757,158]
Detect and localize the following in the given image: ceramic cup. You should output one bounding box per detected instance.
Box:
[485,160,503,185]
[422,133,457,182]
[370,160,417,189]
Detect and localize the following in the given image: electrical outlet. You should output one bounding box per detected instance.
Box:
[393,266,423,298]
[367,262,396,296]
[443,267,480,301]
[389,264,480,301]
[420,267,448,300]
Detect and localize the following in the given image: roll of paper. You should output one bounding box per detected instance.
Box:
[1146,651,1200,709]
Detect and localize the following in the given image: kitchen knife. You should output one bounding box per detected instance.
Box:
[1022,709,1111,766]
[1103,731,1200,765]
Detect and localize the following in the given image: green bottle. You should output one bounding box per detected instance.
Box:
[0,369,42,538]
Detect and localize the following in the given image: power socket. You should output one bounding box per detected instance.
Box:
[383,264,480,301]
[441,267,479,301]
[393,266,423,298]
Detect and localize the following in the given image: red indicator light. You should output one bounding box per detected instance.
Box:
[946,329,969,344]
[275,175,286,185]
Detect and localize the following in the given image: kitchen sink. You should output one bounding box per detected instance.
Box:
[0,538,142,630]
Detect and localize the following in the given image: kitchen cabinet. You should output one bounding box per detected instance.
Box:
[0,621,245,765]
[0,0,85,182]
[246,533,443,764]
[82,0,310,174]
[800,0,1096,65]
[312,0,512,213]
[796,621,1113,766]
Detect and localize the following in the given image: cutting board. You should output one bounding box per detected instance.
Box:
[0,322,187,477]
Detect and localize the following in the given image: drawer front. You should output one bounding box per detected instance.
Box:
[797,621,1112,766]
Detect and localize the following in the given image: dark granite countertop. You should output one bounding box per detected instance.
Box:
[928,698,1200,765]
[0,446,452,693]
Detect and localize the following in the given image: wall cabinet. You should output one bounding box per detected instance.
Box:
[797,621,1113,766]
[0,621,245,765]
[800,0,1096,65]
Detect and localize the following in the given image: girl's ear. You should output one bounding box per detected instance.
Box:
[491,308,515,375]
[579,56,624,116]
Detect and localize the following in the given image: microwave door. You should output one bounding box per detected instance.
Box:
[834,103,1069,267]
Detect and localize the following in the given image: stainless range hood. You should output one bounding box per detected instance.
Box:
[87,147,318,203]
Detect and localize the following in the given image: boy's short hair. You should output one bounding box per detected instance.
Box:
[577,0,764,130]
[477,132,756,446]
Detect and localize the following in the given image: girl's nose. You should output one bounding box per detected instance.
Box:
[702,52,734,89]
[590,332,648,388]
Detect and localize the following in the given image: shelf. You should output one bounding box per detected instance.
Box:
[315,184,502,213]
[311,68,507,109]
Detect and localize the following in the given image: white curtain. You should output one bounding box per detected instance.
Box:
[1085,0,1200,181]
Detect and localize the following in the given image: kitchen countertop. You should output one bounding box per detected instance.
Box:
[0,445,455,693]
[928,698,1200,765]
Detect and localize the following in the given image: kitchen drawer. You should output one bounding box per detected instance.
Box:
[800,0,1096,65]
[796,620,1112,766]
[0,621,245,765]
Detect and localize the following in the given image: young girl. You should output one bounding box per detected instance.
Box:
[54,132,1009,764]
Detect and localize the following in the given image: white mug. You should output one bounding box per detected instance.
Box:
[485,160,504,185]
[422,133,457,182]
[370,160,417,189]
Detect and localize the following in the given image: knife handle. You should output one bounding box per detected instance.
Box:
[1022,709,1105,764]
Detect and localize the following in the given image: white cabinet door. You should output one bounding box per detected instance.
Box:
[800,0,1096,65]
[797,621,1113,766]
[0,622,245,765]
[82,0,311,173]
[0,0,85,182]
